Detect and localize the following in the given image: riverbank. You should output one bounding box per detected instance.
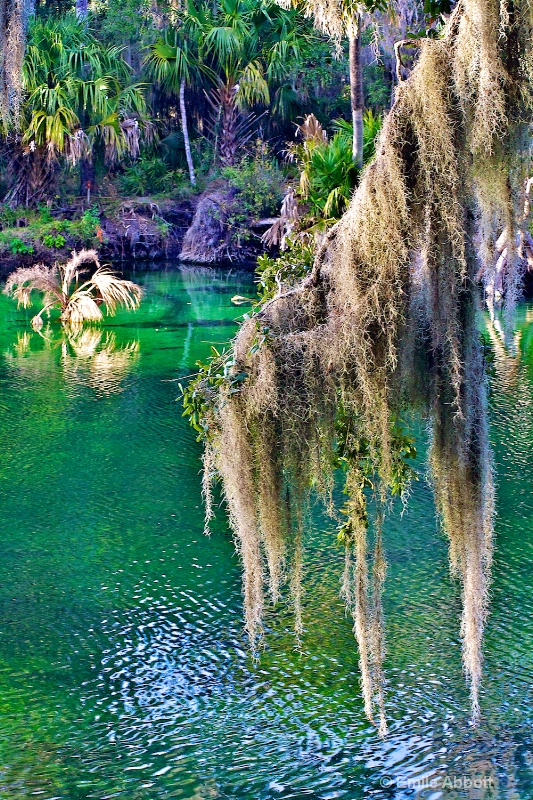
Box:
[0,183,277,277]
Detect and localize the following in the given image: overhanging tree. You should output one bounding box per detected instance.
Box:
[185,0,532,734]
[0,0,33,129]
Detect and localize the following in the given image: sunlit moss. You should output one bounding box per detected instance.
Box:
[185,0,533,731]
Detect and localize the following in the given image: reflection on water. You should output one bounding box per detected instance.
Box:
[5,327,140,396]
[0,268,532,799]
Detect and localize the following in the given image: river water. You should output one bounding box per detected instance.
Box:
[0,265,531,799]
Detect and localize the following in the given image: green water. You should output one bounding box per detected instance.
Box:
[0,267,532,799]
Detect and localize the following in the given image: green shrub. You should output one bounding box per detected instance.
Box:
[222,144,285,220]
[8,238,34,255]
[42,233,66,248]
[0,204,102,253]
[117,156,185,196]
[76,207,101,243]
[0,205,19,229]
[256,238,315,303]
[293,126,358,220]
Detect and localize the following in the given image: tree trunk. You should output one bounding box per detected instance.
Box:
[76,0,88,20]
[179,78,196,187]
[348,17,363,169]
[5,144,55,208]
[219,87,239,166]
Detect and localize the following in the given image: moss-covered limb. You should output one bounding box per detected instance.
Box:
[0,0,26,130]
[184,0,533,728]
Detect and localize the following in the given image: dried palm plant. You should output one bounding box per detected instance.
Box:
[4,249,143,331]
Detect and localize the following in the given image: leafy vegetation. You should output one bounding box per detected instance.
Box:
[256,238,315,302]
[117,155,186,196]
[0,0,428,215]
[0,205,103,255]
[222,147,286,220]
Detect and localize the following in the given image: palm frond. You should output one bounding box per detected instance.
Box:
[145,39,194,92]
[62,292,104,326]
[59,249,99,291]
[204,26,243,63]
[88,268,143,314]
[4,265,60,309]
[236,60,269,107]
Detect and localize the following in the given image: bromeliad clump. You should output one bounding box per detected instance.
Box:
[4,249,143,331]
[185,0,533,734]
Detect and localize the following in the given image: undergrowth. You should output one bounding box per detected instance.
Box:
[0,205,103,254]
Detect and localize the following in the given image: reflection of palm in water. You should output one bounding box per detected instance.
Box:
[485,306,533,389]
[6,327,140,396]
[485,303,522,391]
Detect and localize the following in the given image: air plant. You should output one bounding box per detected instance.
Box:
[4,249,143,331]
[185,0,533,735]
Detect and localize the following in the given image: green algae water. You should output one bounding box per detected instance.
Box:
[0,266,532,799]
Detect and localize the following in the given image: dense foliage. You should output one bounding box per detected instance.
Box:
[0,0,445,212]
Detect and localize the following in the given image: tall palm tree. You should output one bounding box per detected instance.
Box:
[6,14,149,206]
[145,33,199,185]
[185,0,306,165]
[291,0,386,167]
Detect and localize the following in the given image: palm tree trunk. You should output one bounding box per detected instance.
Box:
[76,0,88,20]
[219,84,239,166]
[5,144,55,208]
[348,16,363,169]
[179,78,196,186]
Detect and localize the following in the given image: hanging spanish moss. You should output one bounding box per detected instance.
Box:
[0,0,29,128]
[188,0,533,731]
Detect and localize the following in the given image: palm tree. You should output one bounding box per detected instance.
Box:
[290,0,386,167]
[145,33,199,185]
[185,0,306,165]
[5,14,149,205]
[4,249,143,331]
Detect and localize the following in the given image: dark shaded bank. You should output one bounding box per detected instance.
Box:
[0,186,275,277]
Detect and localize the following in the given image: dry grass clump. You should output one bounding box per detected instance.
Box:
[4,249,143,331]
[196,0,533,731]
